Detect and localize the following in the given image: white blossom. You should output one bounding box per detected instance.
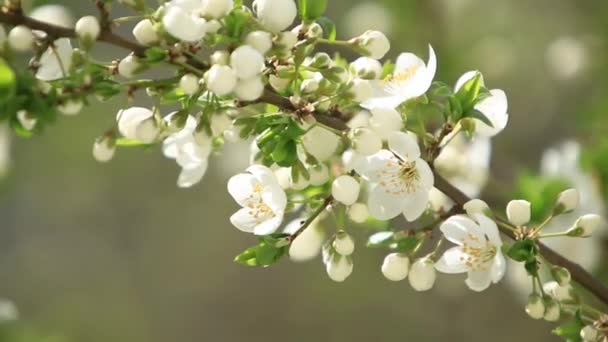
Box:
[231,45,265,79]
[201,0,233,19]
[307,163,329,186]
[580,325,599,342]
[133,19,160,46]
[234,76,264,101]
[332,175,360,206]
[368,107,403,139]
[525,294,545,320]
[57,99,83,116]
[454,71,509,137]
[210,50,230,65]
[506,200,531,227]
[116,107,160,143]
[0,124,9,178]
[352,128,382,156]
[350,57,383,79]
[8,26,34,52]
[210,112,233,137]
[36,38,73,81]
[0,299,18,322]
[207,64,238,96]
[556,188,579,214]
[162,1,207,42]
[463,199,491,217]
[30,5,74,28]
[245,30,273,54]
[382,253,410,281]
[333,231,355,256]
[362,45,436,110]
[253,0,297,33]
[93,137,116,163]
[348,78,373,103]
[75,16,101,41]
[543,299,560,322]
[436,214,506,292]
[355,131,433,221]
[543,281,573,302]
[118,55,142,78]
[227,165,287,235]
[408,257,436,291]
[284,218,325,262]
[179,73,200,95]
[568,214,602,238]
[17,110,36,130]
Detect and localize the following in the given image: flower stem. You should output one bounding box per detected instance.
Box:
[290,196,333,240]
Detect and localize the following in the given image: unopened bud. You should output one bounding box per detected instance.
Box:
[567,214,602,237]
[382,253,410,281]
[525,294,545,320]
[333,231,355,256]
[408,257,436,291]
[554,188,579,215]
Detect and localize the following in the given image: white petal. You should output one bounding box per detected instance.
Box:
[36,38,73,81]
[229,208,257,233]
[474,89,509,137]
[465,269,493,292]
[360,79,406,109]
[227,173,257,206]
[247,164,277,185]
[355,149,395,183]
[439,215,482,245]
[388,131,420,160]
[117,107,154,140]
[254,216,283,236]
[367,185,407,220]
[415,158,434,190]
[472,213,502,247]
[435,247,468,274]
[177,162,208,188]
[163,6,206,42]
[401,189,429,222]
[491,251,506,283]
[262,183,287,213]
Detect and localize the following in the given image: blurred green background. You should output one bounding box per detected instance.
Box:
[1,0,608,341]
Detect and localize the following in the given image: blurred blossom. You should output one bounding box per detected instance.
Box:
[0,123,10,178]
[471,37,516,78]
[441,0,473,17]
[343,2,392,39]
[214,140,252,177]
[29,4,75,28]
[0,299,18,322]
[545,36,588,81]
[507,141,605,296]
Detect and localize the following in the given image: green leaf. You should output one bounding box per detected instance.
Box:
[514,173,571,223]
[315,16,336,41]
[300,0,327,20]
[234,239,288,267]
[464,108,494,127]
[224,9,251,39]
[0,59,16,104]
[552,309,585,341]
[506,239,537,263]
[144,47,167,63]
[366,231,421,253]
[454,71,483,113]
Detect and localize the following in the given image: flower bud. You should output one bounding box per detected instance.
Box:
[352,128,382,156]
[301,126,340,161]
[308,163,329,186]
[207,64,238,96]
[506,199,531,226]
[369,107,403,139]
[210,50,230,65]
[162,5,206,42]
[543,281,574,302]
[253,0,297,32]
[245,30,273,54]
[117,107,155,141]
[525,294,545,319]
[135,117,160,143]
[309,52,331,69]
[326,254,353,282]
[382,253,410,281]
[332,175,360,206]
[289,223,325,262]
[463,199,492,217]
[210,113,233,137]
[8,26,34,52]
[231,45,265,79]
[16,110,36,130]
[118,55,142,78]
[201,0,233,19]
[333,231,355,256]
[178,73,200,96]
[234,76,265,101]
[75,16,101,41]
[350,57,382,79]
[408,257,436,291]
[543,298,560,322]
[57,99,83,116]
[300,78,319,94]
[93,136,116,163]
[348,78,373,103]
[580,325,599,342]
[355,30,390,59]
[567,214,602,237]
[133,19,159,46]
[554,188,579,215]
[290,171,309,190]
[275,31,298,51]
[551,266,571,286]
[292,23,323,39]
[348,203,369,223]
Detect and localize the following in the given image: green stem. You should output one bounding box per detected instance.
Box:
[290,196,333,240]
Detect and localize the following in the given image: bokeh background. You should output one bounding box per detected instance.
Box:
[1,0,608,341]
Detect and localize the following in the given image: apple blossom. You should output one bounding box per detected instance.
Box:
[118,55,142,78]
[555,188,580,214]
[57,99,83,116]
[525,294,545,320]
[201,0,233,19]
[284,218,325,262]
[354,30,390,59]
[326,254,354,282]
[352,128,382,156]
[234,76,265,101]
[350,57,383,80]
[35,38,73,81]
[301,126,340,161]
[348,203,369,223]
[16,110,36,131]
[567,214,602,237]
[333,231,355,256]
[116,107,160,143]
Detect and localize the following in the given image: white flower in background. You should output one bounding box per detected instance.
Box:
[231,45,265,79]
[368,107,403,139]
[454,71,509,137]
[227,165,287,235]
[0,299,18,322]
[325,254,354,282]
[17,110,36,130]
[434,132,491,201]
[301,125,341,161]
[201,0,233,19]
[333,231,355,256]
[93,136,116,163]
[118,55,142,78]
[356,131,434,221]
[133,19,160,46]
[35,38,73,81]
[543,281,574,302]
[163,114,212,188]
[343,2,392,39]
[253,0,297,33]
[179,73,200,96]
[408,257,436,291]
[30,5,74,28]
[116,107,160,143]
[8,26,34,52]
[361,45,437,110]
[348,203,369,223]
[435,213,506,292]
[163,0,207,42]
[0,124,10,178]
[284,217,325,262]
[507,141,605,296]
[506,199,531,227]
[307,163,329,186]
[382,253,410,281]
[350,57,383,79]
[580,325,599,341]
[546,36,587,81]
[57,99,83,116]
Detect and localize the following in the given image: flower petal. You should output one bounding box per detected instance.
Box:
[466,269,493,292]
[474,89,509,137]
[254,216,283,236]
[360,81,406,110]
[472,213,502,247]
[229,208,257,233]
[491,251,506,283]
[402,189,429,222]
[388,131,420,160]
[435,246,468,274]
[177,162,208,188]
[227,173,257,206]
[367,184,406,220]
[262,182,287,213]
[355,149,395,183]
[415,158,434,190]
[36,38,73,81]
[439,215,482,246]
